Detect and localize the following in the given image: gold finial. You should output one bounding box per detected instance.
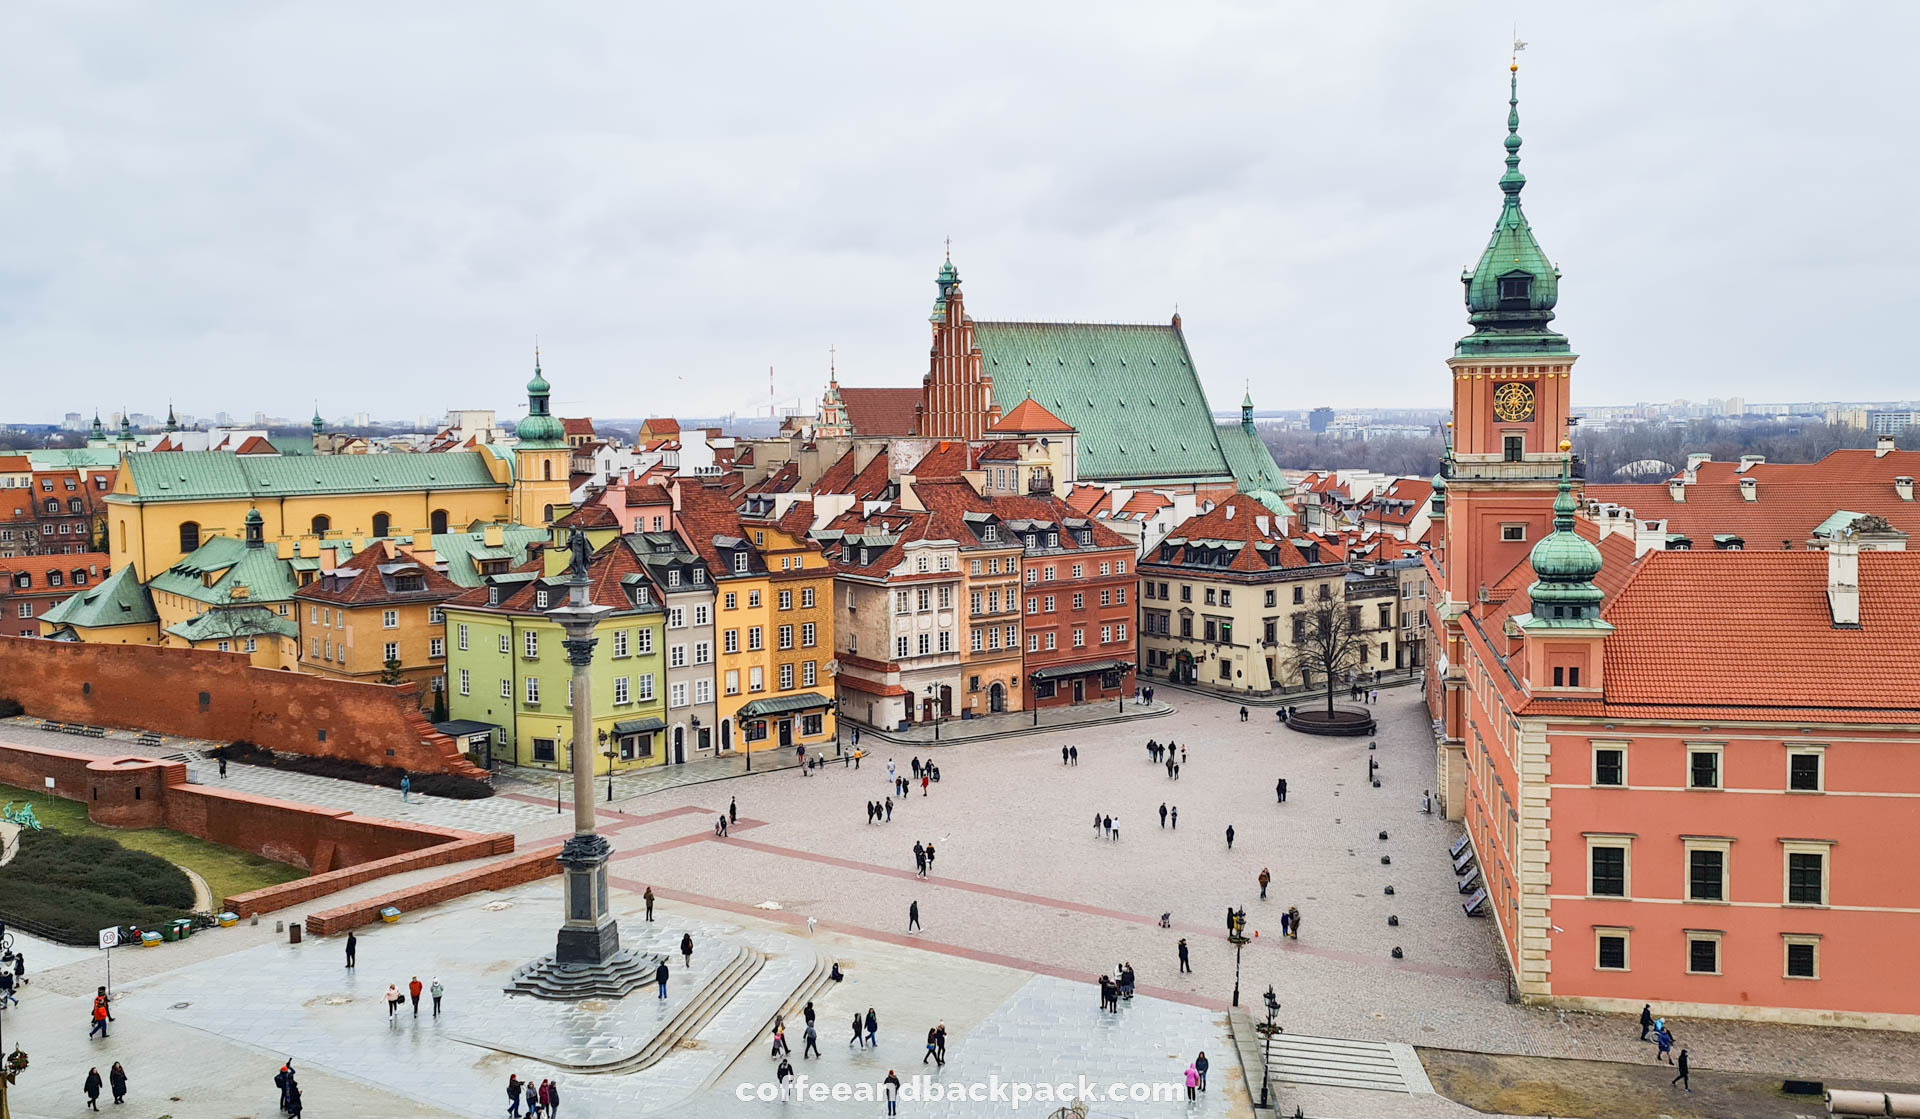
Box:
[1559,438,1572,452]
[1445,420,1453,429]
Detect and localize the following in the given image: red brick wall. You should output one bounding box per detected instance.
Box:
[224,831,513,916]
[0,637,482,776]
[0,742,181,829]
[304,846,560,936]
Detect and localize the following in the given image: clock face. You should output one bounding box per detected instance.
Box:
[1492,381,1536,423]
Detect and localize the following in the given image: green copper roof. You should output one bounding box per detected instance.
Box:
[28,448,121,470]
[113,450,500,503]
[164,605,299,643]
[148,535,352,607]
[1809,509,1871,539]
[975,321,1280,485]
[1215,421,1291,494]
[431,524,549,587]
[1526,457,1605,619]
[930,257,962,322]
[1457,65,1571,358]
[515,354,567,448]
[37,565,156,629]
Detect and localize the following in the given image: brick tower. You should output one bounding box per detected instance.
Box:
[917,255,1001,440]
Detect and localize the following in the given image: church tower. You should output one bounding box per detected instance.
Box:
[917,255,1001,439]
[511,350,573,526]
[1441,59,1577,612]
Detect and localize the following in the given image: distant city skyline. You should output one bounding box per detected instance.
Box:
[3,5,1917,424]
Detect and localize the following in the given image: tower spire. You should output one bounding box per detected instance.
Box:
[1501,57,1526,199]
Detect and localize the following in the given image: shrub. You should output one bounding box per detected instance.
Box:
[223,743,492,799]
[0,829,195,944]
[0,697,24,718]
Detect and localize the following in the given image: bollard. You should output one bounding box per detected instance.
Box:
[1384,885,1395,895]
[1378,831,1388,840]
[1387,915,1399,926]
[1391,946,1403,959]
[289,923,302,944]
[1381,856,1391,865]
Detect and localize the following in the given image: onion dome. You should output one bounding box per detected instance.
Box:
[514,348,568,448]
[1526,442,1604,619]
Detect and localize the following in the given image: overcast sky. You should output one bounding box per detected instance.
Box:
[4,3,1917,426]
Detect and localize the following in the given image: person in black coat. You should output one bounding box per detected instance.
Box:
[680,932,693,967]
[655,960,670,1000]
[84,1067,103,1111]
[109,1063,127,1105]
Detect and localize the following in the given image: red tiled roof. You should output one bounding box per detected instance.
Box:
[0,553,110,590]
[911,481,1133,552]
[1664,448,1920,486]
[810,449,895,501]
[776,500,815,538]
[232,435,278,455]
[989,397,1074,434]
[1479,520,1642,635]
[640,417,680,435]
[838,387,922,436]
[1364,479,1432,526]
[553,501,621,529]
[295,541,464,605]
[562,418,596,437]
[446,538,650,613]
[748,462,801,495]
[976,441,1023,462]
[1155,495,1311,572]
[0,455,31,473]
[1593,550,1920,717]
[910,441,972,480]
[1064,484,1110,517]
[1582,480,1920,550]
[622,483,673,508]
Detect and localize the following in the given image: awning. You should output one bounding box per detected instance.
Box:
[613,717,666,736]
[1029,659,1132,681]
[735,692,833,720]
[433,720,496,738]
[835,677,909,698]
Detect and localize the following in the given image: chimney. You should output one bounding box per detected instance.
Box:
[1667,478,1687,502]
[409,532,435,567]
[1827,530,1860,627]
[1686,452,1713,470]
[483,523,505,548]
[1876,435,1896,458]
[1736,455,1766,473]
[1255,514,1270,537]
[275,538,294,560]
[1897,476,1914,501]
[1224,504,1235,521]
[897,473,923,512]
[319,546,338,574]
[1739,477,1757,502]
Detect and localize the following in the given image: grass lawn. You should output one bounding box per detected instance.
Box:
[0,781,302,906]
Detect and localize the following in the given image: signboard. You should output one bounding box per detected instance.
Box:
[98,926,119,950]
[45,777,56,789]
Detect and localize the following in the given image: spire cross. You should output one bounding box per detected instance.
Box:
[944,236,951,259]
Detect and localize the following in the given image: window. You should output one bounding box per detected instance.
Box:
[1503,435,1524,463]
[1592,744,1625,786]
[1498,274,1532,301]
[1071,564,1083,579]
[670,681,688,707]
[1041,595,1053,613]
[802,713,823,736]
[668,607,685,628]
[896,591,911,615]
[937,630,952,653]
[1787,746,1824,792]
[636,628,654,655]
[802,660,816,686]
[533,738,556,763]
[747,626,763,651]
[724,592,737,610]
[382,609,399,629]
[747,665,763,692]
[636,674,655,701]
[695,678,713,703]
[1027,633,1040,653]
[725,669,740,695]
[1100,625,1111,644]
[1072,593,1084,611]
[614,676,631,705]
[430,509,449,534]
[428,607,443,624]
[525,677,541,705]
[178,521,200,552]
[371,512,391,537]
[1688,746,1722,790]
[1100,590,1111,607]
[972,629,985,652]
[917,588,932,612]
[724,629,739,654]
[1685,932,1721,976]
[896,636,910,659]
[733,552,749,574]
[1072,628,1085,648]
[500,678,512,699]
[916,633,930,656]
[1025,567,1037,584]
[1685,841,1728,902]
[1587,837,1630,897]
[535,589,549,610]
[800,587,814,608]
[801,622,815,647]
[1116,587,1126,605]
[779,590,793,611]
[1045,632,1055,650]
[1499,524,1527,542]
[614,630,629,657]
[499,633,511,654]
[693,604,709,625]
[1043,566,1056,582]
[1783,935,1820,980]
[778,624,793,650]
[1292,585,1304,605]
[779,663,794,690]
[666,569,681,588]
[694,641,711,664]
[669,644,687,668]
[429,637,444,658]
[244,637,258,653]
[523,631,539,659]
[1117,622,1127,642]
[1594,928,1629,971]
[937,585,952,610]
[458,668,470,695]
[1783,842,1830,906]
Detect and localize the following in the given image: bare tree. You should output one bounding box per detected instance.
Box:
[1285,596,1371,716]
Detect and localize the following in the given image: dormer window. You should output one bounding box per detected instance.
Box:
[733,551,749,574]
[692,568,705,585]
[1046,531,1059,548]
[982,525,998,542]
[1498,272,1532,302]
[487,586,500,606]
[633,586,651,606]
[535,589,549,609]
[667,569,681,588]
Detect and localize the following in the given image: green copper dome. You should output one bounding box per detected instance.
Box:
[311,405,324,434]
[1248,488,1288,515]
[514,351,568,448]
[930,255,962,323]
[1457,65,1571,359]
[1527,455,1604,617]
[1429,470,1447,517]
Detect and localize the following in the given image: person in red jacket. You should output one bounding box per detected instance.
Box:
[408,976,423,1016]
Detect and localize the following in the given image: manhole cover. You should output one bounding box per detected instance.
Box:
[171,1002,190,1009]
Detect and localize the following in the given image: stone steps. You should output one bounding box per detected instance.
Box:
[695,943,829,1094]
[573,942,768,1075]
[502,947,668,1001]
[1262,1033,1433,1094]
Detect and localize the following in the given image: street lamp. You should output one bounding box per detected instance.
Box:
[924,684,940,743]
[1256,984,1284,1110]
[1228,906,1249,1008]
[1029,672,1043,727]
[600,728,616,803]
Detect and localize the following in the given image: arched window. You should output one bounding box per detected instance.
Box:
[430,509,449,535]
[371,512,391,537]
[311,514,331,535]
[178,521,200,552]
[543,504,555,523]
[543,460,553,481]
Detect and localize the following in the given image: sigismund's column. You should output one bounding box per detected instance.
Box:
[546,528,618,966]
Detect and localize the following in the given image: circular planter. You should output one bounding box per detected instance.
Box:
[1286,707,1377,736]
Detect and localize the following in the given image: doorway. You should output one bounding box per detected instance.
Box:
[672,725,685,765]
[989,682,1005,713]
[721,719,732,752]
[1071,679,1085,704]
[778,719,793,747]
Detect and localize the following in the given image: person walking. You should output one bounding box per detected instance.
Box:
[1225,824,1235,850]
[1656,1025,1674,1063]
[275,1060,297,1113]
[729,796,737,825]
[409,975,423,1016]
[1159,802,1168,828]
[1258,867,1271,899]
[1278,778,1288,802]
[1178,938,1191,973]
[1195,1051,1210,1091]
[508,1074,522,1118]
[1062,746,1070,766]
[109,1062,127,1105]
[523,1078,541,1117]
[644,886,656,921]
[680,932,693,967]
[851,1011,865,1048]
[803,1020,820,1058]
[1672,1048,1690,1092]
[1239,706,1248,722]
[866,1007,879,1048]
[935,1022,947,1062]
[1276,779,1284,803]
[888,758,896,783]
[401,774,411,803]
[924,1027,940,1066]
[1170,805,1178,829]
[655,959,670,1000]
[914,841,927,877]
[0,969,16,1008]
[1288,906,1301,939]
[1280,909,1291,938]
[804,999,816,1032]
[84,1067,103,1111]
[925,842,936,874]
[385,983,402,1018]
[430,977,444,1018]
[1094,811,1103,837]
[344,931,357,969]
[883,1071,901,1116]
[1069,745,1078,765]
[1639,1004,1654,1041]
[545,1078,561,1117]
[884,796,893,821]
[90,999,110,1038]
[284,1081,304,1118]
[218,751,228,778]
[1184,1063,1199,1102]
[908,900,921,932]
[1103,814,1112,838]
[921,774,930,797]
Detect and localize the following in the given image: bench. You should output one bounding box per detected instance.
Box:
[134,732,163,747]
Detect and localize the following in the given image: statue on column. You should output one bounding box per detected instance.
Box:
[568,526,592,578]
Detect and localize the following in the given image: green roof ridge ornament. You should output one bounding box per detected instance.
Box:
[1525,439,1606,619]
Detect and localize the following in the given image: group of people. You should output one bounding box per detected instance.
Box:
[383,975,444,1020]
[921,1021,949,1067]
[1182,1052,1211,1101]
[1639,1005,1691,1091]
[1157,803,1180,829]
[866,797,894,823]
[505,1073,561,1116]
[1144,739,1186,767]
[1097,964,1136,1011]
[1058,745,1080,764]
[79,1063,128,1110]
[272,1059,302,1116]
[1094,813,1121,840]
[911,840,939,878]
[715,797,739,836]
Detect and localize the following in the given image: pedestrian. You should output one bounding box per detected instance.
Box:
[729,796,737,825]
[1173,762,1180,779]
[912,757,921,780]
[908,900,921,932]
[1276,778,1284,803]
[924,1027,940,1065]
[1178,938,1191,973]
[401,774,411,802]
[96,986,113,1025]
[12,951,23,985]
[109,1061,127,1105]
[1171,806,1178,829]
[1160,803,1168,827]
[681,932,693,967]
[1103,814,1112,837]
[884,1071,901,1116]
[430,977,444,1018]
[275,1060,296,1113]
[508,1074,522,1118]
[1656,1026,1673,1063]
[866,1007,879,1047]
[385,983,401,1018]
[1196,1051,1209,1091]
[935,1021,947,1061]
[925,842,936,873]
[1110,816,1119,841]
[770,1020,788,1057]
[921,774,930,796]
[1278,778,1287,802]
[0,970,15,1008]
[1639,1004,1653,1041]
[345,931,357,969]
[915,841,927,877]
[1094,811,1102,836]
[1062,746,1070,765]
[1239,706,1248,722]
[1280,909,1291,938]
[656,959,670,1000]
[1226,824,1235,850]
[284,1082,303,1118]
[524,1079,540,1117]
[804,1020,820,1058]
[644,886,656,921]
[90,999,109,1038]
[1259,867,1271,899]
[545,1078,561,1117]
[1370,688,1378,705]
[1069,745,1078,764]
[1288,905,1301,939]
[1098,975,1113,1012]
[1184,1063,1199,1102]
[1181,745,1188,764]
[85,1067,103,1111]
[1672,1048,1691,1092]
[885,796,893,821]
[218,751,228,778]
[804,999,816,1031]
[851,1011,865,1048]
[777,1058,796,1101]
[888,758,895,782]
[409,975,423,1016]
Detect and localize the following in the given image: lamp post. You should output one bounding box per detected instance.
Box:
[1256,984,1284,1111]
[1029,672,1043,727]
[600,728,616,803]
[544,528,619,969]
[1228,907,1249,1008]
[924,684,940,743]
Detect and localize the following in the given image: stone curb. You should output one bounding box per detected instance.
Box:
[854,702,1176,747]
